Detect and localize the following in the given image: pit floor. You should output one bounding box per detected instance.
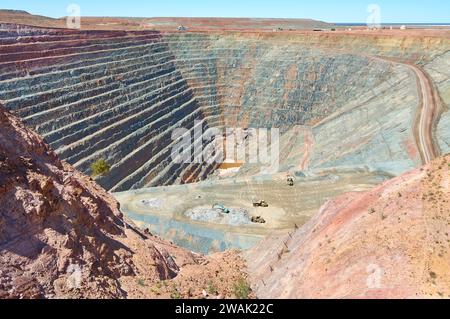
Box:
[114,170,389,254]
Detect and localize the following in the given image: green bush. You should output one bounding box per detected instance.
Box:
[170,284,182,299]
[91,158,110,177]
[207,281,218,295]
[233,278,251,299]
[137,279,146,287]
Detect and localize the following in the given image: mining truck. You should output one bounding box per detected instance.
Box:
[253,200,269,208]
[251,216,266,224]
[287,176,295,186]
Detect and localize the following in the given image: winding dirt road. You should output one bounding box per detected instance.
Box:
[407,62,438,164]
[373,56,438,164]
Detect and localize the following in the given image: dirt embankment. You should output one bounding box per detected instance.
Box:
[0,10,331,31]
[245,154,450,299]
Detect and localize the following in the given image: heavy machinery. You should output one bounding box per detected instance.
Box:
[253,200,269,208]
[251,216,266,224]
[287,176,295,186]
[212,203,230,214]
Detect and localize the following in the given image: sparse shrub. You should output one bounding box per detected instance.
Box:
[90,158,110,177]
[207,281,218,295]
[137,279,146,287]
[233,278,251,299]
[151,288,160,296]
[170,284,182,299]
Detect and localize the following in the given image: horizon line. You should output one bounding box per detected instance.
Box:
[1,9,449,25]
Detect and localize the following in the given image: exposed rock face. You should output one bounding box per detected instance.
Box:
[0,108,250,298]
[245,154,450,299]
[0,105,178,298]
[427,51,450,155]
[0,105,251,299]
[167,33,449,175]
[2,24,448,192]
[0,24,220,191]
[0,16,449,299]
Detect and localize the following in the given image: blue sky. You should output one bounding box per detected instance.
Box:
[2,0,449,23]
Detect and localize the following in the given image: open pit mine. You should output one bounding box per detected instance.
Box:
[0,10,450,299]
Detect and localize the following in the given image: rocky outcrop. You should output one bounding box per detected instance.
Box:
[0,106,250,299]
[166,33,449,175]
[245,154,450,299]
[0,105,180,298]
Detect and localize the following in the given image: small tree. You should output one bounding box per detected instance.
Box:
[91,158,110,177]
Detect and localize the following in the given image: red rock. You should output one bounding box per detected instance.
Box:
[0,105,176,298]
[0,105,249,299]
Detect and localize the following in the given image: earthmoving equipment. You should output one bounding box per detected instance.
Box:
[253,200,269,208]
[212,203,230,214]
[251,216,266,224]
[287,176,295,186]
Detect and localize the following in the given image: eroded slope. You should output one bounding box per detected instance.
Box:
[245,154,450,299]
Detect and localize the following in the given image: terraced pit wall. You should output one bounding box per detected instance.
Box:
[1,23,449,191]
[0,24,220,192]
